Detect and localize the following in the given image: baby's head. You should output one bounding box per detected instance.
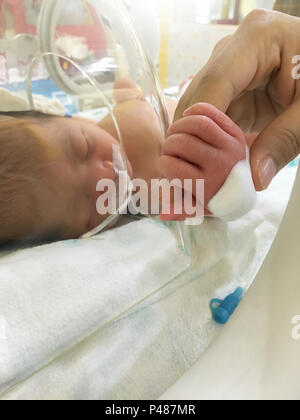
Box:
[0,112,122,245]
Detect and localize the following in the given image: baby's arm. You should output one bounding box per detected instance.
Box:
[159,103,257,221]
[97,78,164,184]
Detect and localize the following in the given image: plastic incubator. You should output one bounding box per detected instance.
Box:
[0,0,194,321]
[0,0,178,234]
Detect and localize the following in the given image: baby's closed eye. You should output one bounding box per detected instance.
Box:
[70,130,90,162]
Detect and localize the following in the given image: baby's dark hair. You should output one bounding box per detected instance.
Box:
[0,113,53,244]
[0,110,57,120]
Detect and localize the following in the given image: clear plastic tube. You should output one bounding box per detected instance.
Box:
[27,51,132,238]
[24,0,193,338]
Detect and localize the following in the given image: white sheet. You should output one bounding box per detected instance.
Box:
[0,166,297,400]
[160,166,300,400]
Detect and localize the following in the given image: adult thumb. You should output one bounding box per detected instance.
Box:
[250,100,300,191]
[173,67,235,121]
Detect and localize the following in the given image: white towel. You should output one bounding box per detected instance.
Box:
[0,87,66,115]
[0,218,189,396]
[0,166,296,400]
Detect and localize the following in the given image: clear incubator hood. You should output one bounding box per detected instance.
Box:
[0,0,192,318]
[0,0,182,237]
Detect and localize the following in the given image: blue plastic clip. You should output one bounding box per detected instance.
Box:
[210,287,244,325]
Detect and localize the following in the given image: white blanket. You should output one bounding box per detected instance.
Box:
[0,88,66,115]
[0,166,297,400]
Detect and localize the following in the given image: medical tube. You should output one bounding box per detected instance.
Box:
[26,52,133,238]
[23,0,193,336]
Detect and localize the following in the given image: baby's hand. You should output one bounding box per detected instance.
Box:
[159,103,256,221]
[114,77,145,104]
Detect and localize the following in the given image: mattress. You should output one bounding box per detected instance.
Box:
[0,164,297,400]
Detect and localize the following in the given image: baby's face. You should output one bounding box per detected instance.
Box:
[32,116,131,240]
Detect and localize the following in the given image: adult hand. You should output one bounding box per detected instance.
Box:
[174,9,300,190]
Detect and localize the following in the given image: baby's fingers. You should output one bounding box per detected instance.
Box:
[167,114,239,152]
[158,155,204,197]
[183,103,245,145]
[162,133,219,169]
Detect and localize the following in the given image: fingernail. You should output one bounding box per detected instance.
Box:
[258,157,277,190]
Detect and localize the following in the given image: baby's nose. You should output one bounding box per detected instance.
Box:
[90,160,116,202]
[90,160,116,189]
[98,160,116,182]
[102,161,115,173]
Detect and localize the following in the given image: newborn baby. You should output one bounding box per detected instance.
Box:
[0,78,167,243]
[0,79,255,244]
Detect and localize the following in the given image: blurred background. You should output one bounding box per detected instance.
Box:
[148,0,276,89]
[0,0,294,99]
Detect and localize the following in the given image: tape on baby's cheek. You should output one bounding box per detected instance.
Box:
[112,144,127,173]
[112,145,133,214]
[207,148,257,222]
